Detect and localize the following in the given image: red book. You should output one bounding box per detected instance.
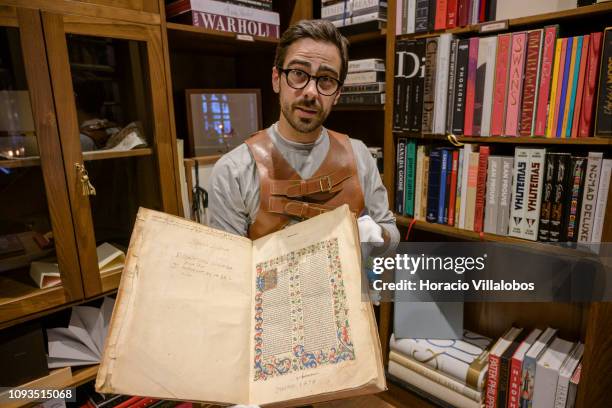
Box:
[490,33,512,136]
[448,150,460,226]
[479,0,487,23]
[447,0,459,28]
[505,32,528,136]
[458,0,470,27]
[435,0,449,30]
[473,145,489,233]
[578,32,603,137]
[551,38,568,137]
[114,397,144,408]
[533,25,558,136]
[571,35,591,138]
[519,29,543,136]
[464,37,479,136]
[130,398,158,408]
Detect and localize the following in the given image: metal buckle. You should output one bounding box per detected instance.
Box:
[319,175,332,192]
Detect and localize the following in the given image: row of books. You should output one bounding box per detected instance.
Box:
[166,0,280,39]
[389,327,582,408]
[395,141,612,243]
[392,27,612,138]
[321,0,387,27]
[338,58,386,105]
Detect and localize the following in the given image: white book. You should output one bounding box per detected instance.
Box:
[395,0,403,35]
[532,338,575,408]
[509,148,531,239]
[331,11,385,26]
[591,159,612,246]
[523,148,546,241]
[497,157,514,236]
[578,152,603,243]
[479,36,498,137]
[565,363,581,408]
[484,156,502,234]
[344,70,385,84]
[433,34,453,135]
[406,0,416,34]
[458,144,476,229]
[322,0,383,19]
[184,0,280,24]
[554,343,584,408]
[414,145,426,220]
[471,0,480,24]
[388,360,481,408]
[348,58,385,73]
[521,328,558,408]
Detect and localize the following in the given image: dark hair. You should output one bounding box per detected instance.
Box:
[274,19,350,82]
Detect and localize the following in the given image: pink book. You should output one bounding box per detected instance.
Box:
[504,32,528,136]
[550,38,568,138]
[464,37,480,136]
[571,35,590,138]
[490,33,512,136]
[533,26,558,136]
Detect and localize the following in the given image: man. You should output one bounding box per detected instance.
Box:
[208,19,398,251]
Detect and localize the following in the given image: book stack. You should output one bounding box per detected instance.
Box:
[339,58,386,106]
[396,141,612,243]
[388,330,492,408]
[393,27,612,138]
[322,0,387,35]
[166,0,280,39]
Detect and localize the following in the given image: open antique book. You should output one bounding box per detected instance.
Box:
[96,205,385,406]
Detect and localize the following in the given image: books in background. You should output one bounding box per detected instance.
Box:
[165,0,280,39]
[392,26,611,138]
[322,0,387,29]
[388,326,584,408]
[339,58,386,105]
[396,141,612,243]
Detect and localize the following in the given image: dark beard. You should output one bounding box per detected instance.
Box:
[281,98,329,134]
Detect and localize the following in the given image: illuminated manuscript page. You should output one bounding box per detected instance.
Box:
[248,205,385,405]
[97,208,252,404]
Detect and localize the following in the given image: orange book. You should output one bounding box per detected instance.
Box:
[561,37,579,137]
[571,35,590,138]
[546,39,563,137]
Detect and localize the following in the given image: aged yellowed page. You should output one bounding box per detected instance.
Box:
[96,208,252,405]
[248,205,385,405]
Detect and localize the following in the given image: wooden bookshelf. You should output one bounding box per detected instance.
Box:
[345,28,387,44]
[0,157,41,168]
[82,147,153,161]
[393,133,612,146]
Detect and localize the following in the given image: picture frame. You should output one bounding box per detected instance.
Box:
[185,89,262,157]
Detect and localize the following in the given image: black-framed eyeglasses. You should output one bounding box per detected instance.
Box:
[276,66,342,96]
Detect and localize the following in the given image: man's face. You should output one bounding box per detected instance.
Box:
[272,38,342,134]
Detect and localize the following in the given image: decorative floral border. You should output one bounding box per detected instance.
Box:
[253,238,355,381]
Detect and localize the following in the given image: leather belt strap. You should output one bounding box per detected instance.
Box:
[269,167,353,198]
[268,196,337,219]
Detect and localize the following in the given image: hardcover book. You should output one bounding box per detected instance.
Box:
[446,39,459,134]
[549,154,572,242]
[473,145,490,233]
[554,343,584,408]
[533,25,559,136]
[394,40,407,130]
[405,141,417,216]
[546,39,564,138]
[505,32,528,137]
[537,153,558,242]
[565,36,586,137]
[464,37,479,136]
[422,37,439,134]
[452,39,471,135]
[594,27,612,137]
[507,328,542,408]
[591,159,612,245]
[571,35,591,137]
[523,149,546,241]
[561,36,581,138]
[485,327,523,408]
[474,36,497,136]
[508,148,530,239]
[578,32,603,137]
[96,206,385,406]
[414,0,429,33]
[464,150,480,231]
[438,149,451,224]
[519,29,543,137]
[531,338,575,408]
[497,330,528,408]
[396,138,407,214]
[410,39,427,134]
[519,327,557,408]
[497,157,514,236]
[433,34,453,135]
[490,33,512,136]
[402,40,418,131]
[427,148,443,223]
[564,157,587,242]
[577,152,603,243]
[484,156,502,234]
[555,37,574,138]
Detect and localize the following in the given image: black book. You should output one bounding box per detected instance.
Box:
[410,39,427,134]
[594,27,612,137]
[538,153,559,242]
[452,39,470,135]
[563,157,587,242]
[422,37,438,134]
[402,40,417,131]
[497,329,527,408]
[427,0,437,32]
[414,0,430,33]
[338,93,385,105]
[396,138,407,214]
[426,148,443,222]
[393,40,407,131]
[549,153,572,242]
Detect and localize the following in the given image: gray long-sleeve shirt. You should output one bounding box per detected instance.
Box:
[207,123,399,247]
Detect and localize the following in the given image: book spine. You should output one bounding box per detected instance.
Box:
[561,37,580,138]
[520,29,543,136]
[331,11,387,27]
[403,40,417,130]
[497,354,512,408]
[565,36,585,137]
[519,356,538,408]
[422,37,439,134]
[465,151,480,230]
[534,25,558,136]
[473,36,489,136]
[446,39,459,134]
[394,40,406,130]
[447,0,458,28]
[578,152,603,243]
[415,0,429,33]
[578,32,603,137]
[322,0,382,19]
[455,149,464,226]
[414,145,426,220]
[565,157,587,242]
[345,70,386,84]
[185,0,279,23]
[498,157,514,236]
[485,353,501,408]
[484,156,500,234]
[427,0,436,32]
[405,141,417,216]
[546,39,564,137]
[427,149,442,222]
[190,11,279,37]
[434,34,453,135]
[550,38,568,137]
[226,0,273,11]
[342,82,386,93]
[491,33,512,136]
[338,93,385,104]
[407,0,417,34]
[549,154,572,242]
[556,37,574,137]
[524,148,546,241]
[538,153,557,242]
[458,144,472,228]
[396,138,407,214]
[464,37,479,136]
[508,357,523,408]
[571,35,590,138]
[509,148,530,239]
[435,0,448,30]
[444,152,453,223]
[480,36,498,137]
[448,149,460,226]
[348,58,385,72]
[452,39,470,134]
[411,39,427,133]
[438,149,450,224]
[505,32,527,136]
[594,28,612,137]
[591,159,612,243]
[396,0,404,35]
[474,146,490,233]
[421,155,431,220]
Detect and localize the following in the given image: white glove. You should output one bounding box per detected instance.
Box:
[357,215,384,244]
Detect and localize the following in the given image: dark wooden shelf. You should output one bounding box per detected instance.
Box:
[397,2,612,40]
[82,147,153,161]
[0,156,41,168]
[393,132,612,146]
[166,22,278,53]
[334,104,385,111]
[346,28,387,44]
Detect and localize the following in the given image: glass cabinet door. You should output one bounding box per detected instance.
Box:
[0,7,83,324]
[42,13,179,297]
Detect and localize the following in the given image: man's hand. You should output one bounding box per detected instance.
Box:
[357,215,384,244]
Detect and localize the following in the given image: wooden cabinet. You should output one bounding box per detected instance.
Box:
[0,3,179,327]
